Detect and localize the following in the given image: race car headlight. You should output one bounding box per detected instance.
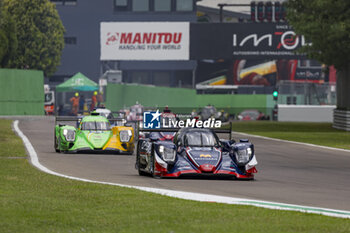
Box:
[158,145,176,162]
[63,129,75,142]
[120,130,132,142]
[235,147,252,165]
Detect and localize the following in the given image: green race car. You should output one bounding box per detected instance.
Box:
[54,113,135,154]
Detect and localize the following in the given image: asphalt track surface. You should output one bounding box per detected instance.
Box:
[19,117,350,211]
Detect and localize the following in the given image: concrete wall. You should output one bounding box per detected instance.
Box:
[0,69,44,115]
[278,105,336,122]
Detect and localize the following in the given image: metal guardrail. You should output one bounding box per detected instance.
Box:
[333,110,350,131]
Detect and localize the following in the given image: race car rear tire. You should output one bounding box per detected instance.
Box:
[136,142,148,176]
[137,155,148,176]
[151,148,161,179]
[54,132,60,153]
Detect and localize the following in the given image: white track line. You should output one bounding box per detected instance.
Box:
[13,120,350,219]
[232,131,350,154]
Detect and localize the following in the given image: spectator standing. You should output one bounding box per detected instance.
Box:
[90,91,97,111]
[70,92,80,115]
[97,91,103,107]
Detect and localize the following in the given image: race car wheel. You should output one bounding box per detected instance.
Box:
[137,153,147,176]
[136,141,147,176]
[54,131,60,153]
[150,154,156,177]
[151,148,161,179]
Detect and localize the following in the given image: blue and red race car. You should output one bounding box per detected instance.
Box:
[135,126,258,179]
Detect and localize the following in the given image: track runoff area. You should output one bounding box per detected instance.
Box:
[14,118,350,219]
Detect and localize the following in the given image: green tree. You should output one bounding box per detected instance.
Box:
[0,0,7,62]
[287,0,350,111]
[0,0,18,67]
[3,0,65,76]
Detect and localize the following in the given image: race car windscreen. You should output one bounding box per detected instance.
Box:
[184,131,217,147]
[81,121,111,131]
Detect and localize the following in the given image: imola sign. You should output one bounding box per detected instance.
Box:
[190,23,309,60]
[233,31,310,50]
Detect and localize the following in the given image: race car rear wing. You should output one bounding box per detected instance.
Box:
[55,116,137,128]
[140,128,180,132]
[139,122,233,140]
[55,116,82,124]
[111,111,126,118]
[214,122,232,136]
[109,117,127,124]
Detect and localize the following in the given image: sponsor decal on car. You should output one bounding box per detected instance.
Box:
[196,157,218,161]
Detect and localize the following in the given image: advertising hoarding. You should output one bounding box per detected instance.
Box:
[101,22,189,61]
[190,23,308,60]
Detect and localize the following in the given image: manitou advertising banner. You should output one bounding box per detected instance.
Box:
[101,22,189,61]
[190,23,308,59]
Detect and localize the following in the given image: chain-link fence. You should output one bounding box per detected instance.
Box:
[278,81,336,105]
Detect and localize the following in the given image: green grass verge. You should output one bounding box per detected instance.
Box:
[226,122,350,150]
[0,120,27,158]
[1,120,350,232]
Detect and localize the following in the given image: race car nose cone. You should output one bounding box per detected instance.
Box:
[87,133,107,149]
[164,134,174,140]
[199,164,215,173]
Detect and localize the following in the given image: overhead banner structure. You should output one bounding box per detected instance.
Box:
[100,22,190,61]
[190,23,309,60]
